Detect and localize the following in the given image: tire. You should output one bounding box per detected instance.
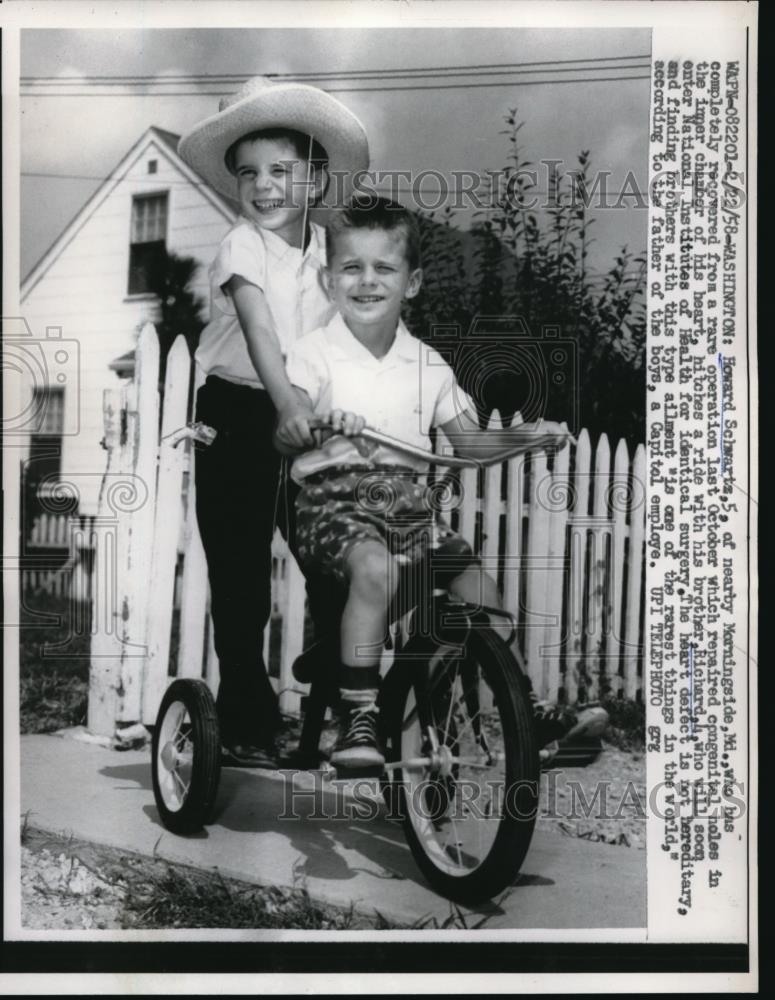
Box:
[151,679,221,835]
[383,629,539,903]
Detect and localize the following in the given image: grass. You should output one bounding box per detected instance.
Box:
[19,593,90,734]
[123,860,361,930]
[22,827,496,930]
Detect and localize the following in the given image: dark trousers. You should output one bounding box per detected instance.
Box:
[194,375,345,746]
[195,376,285,745]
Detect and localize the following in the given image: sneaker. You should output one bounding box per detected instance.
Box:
[330,701,385,769]
[531,698,609,749]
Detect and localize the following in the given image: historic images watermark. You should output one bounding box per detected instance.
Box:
[278,771,746,825]
[290,159,747,213]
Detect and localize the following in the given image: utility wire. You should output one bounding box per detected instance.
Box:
[20,53,653,85]
[20,73,650,97]
[22,63,651,86]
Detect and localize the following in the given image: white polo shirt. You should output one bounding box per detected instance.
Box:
[285,312,475,481]
[195,218,335,388]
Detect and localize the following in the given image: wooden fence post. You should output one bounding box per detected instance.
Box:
[142,335,190,723]
[87,388,125,736]
[116,323,159,724]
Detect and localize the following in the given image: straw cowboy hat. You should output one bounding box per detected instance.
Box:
[178,75,370,200]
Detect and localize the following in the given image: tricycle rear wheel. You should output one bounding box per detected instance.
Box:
[151,679,221,835]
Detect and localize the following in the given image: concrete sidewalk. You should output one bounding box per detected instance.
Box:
[19,732,645,929]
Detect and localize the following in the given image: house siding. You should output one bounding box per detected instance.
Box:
[21,132,234,515]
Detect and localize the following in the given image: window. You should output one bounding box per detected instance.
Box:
[128,192,168,294]
[147,159,158,174]
[24,387,65,513]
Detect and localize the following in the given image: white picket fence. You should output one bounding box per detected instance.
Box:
[22,513,96,601]
[87,324,646,736]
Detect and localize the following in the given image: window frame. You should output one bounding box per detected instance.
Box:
[127,190,169,296]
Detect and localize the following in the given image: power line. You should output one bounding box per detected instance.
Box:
[20,53,652,85]
[22,64,651,86]
[20,73,650,97]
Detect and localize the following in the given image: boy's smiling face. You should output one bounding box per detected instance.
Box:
[233,136,319,246]
[325,227,422,333]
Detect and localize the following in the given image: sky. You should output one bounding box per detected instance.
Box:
[20,26,651,279]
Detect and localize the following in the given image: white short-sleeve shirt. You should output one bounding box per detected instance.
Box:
[195,218,335,388]
[285,312,475,481]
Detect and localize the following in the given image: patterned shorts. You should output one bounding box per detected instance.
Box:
[294,466,476,587]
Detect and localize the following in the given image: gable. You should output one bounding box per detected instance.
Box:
[22,128,236,301]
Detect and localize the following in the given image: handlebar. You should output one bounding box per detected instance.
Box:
[164,417,574,469]
[306,417,574,469]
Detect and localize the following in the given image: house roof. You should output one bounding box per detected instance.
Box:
[22,125,236,298]
[150,126,186,157]
[108,350,136,378]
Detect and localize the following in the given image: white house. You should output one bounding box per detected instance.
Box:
[20,126,237,517]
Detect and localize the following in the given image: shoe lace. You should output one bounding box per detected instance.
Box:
[343,702,379,743]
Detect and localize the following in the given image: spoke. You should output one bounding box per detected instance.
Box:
[171,766,190,799]
[446,811,465,868]
[401,650,460,730]
[442,661,459,745]
[171,713,190,747]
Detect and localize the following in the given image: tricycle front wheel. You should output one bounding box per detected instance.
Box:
[382,629,539,903]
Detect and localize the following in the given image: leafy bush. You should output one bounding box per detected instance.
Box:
[403,109,646,446]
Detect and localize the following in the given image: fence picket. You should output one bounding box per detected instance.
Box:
[565,429,591,704]
[543,443,570,702]
[524,451,551,695]
[177,367,210,681]
[503,455,525,637]
[481,411,502,583]
[458,466,477,549]
[609,438,630,696]
[586,434,611,701]
[623,444,647,699]
[142,336,190,723]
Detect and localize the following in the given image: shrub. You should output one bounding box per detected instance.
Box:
[403,109,646,446]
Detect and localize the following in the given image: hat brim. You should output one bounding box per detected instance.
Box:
[178,82,369,203]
